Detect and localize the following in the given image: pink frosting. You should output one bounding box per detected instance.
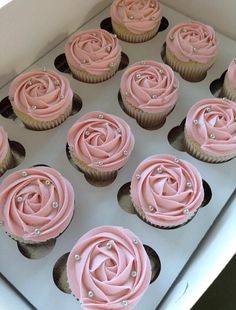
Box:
[9,69,73,121]
[67,225,151,310]
[0,127,9,163]
[67,111,135,172]
[166,21,218,64]
[65,29,121,75]
[226,58,236,89]
[185,98,236,157]
[0,167,74,242]
[111,0,161,34]
[120,61,179,113]
[131,154,204,227]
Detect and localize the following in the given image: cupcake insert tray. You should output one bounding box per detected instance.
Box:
[0,4,236,310]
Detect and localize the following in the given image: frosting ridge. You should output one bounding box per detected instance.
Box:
[226,58,236,89]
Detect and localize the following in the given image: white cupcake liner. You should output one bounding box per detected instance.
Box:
[112,20,160,43]
[0,147,13,175]
[221,75,236,101]
[121,94,173,129]
[184,132,236,163]
[166,47,215,82]
[69,150,118,183]
[68,55,121,83]
[13,104,72,131]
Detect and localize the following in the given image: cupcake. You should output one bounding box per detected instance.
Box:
[67,225,151,309]
[9,69,73,130]
[185,98,236,162]
[0,166,74,244]
[0,127,13,176]
[130,154,204,228]
[221,58,236,101]
[65,29,121,83]
[120,60,179,128]
[67,111,135,184]
[165,21,218,82]
[111,0,162,43]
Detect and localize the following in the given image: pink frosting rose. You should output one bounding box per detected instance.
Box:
[226,58,236,89]
[65,29,121,76]
[111,0,161,34]
[0,127,9,163]
[185,98,236,157]
[166,21,218,64]
[9,69,73,121]
[67,226,151,310]
[131,154,204,227]
[0,166,74,242]
[67,111,135,171]
[120,61,179,113]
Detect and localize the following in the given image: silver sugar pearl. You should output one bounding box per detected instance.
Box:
[16,196,23,203]
[21,171,28,177]
[74,254,81,261]
[206,106,212,112]
[125,91,130,96]
[186,182,192,188]
[34,228,41,235]
[174,158,179,163]
[31,105,37,111]
[54,80,60,86]
[121,300,129,307]
[85,130,90,137]
[204,31,208,37]
[193,119,198,125]
[157,167,163,174]
[82,59,88,64]
[52,201,59,209]
[150,2,155,8]
[28,79,33,86]
[106,46,112,53]
[109,62,115,68]
[123,150,128,156]
[222,97,228,101]
[151,94,158,99]
[173,83,178,89]
[149,205,155,212]
[135,174,141,180]
[45,180,51,186]
[209,133,215,139]
[98,114,104,119]
[193,47,197,53]
[133,239,139,245]
[60,95,64,100]
[88,291,94,298]
[129,15,134,20]
[117,128,122,133]
[183,208,190,215]
[135,73,141,80]
[169,35,174,41]
[131,270,137,277]
[97,161,103,166]
[106,241,113,250]
[113,34,117,38]
[181,28,187,33]
[159,69,164,74]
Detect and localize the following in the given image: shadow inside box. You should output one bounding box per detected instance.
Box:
[54,52,129,78]
[17,239,56,260]
[0,94,82,129]
[209,70,227,98]
[117,179,212,230]
[100,16,169,39]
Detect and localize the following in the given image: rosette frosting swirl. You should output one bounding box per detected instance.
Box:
[120,61,179,113]
[0,127,9,163]
[0,167,74,242]
[65,29,121,75]
[67,226,151,309]
[131,155,204,227]
[9,69,73,121]
[166,21,218,63]
[185,98,236,157]
[67,111,135,171]
[111,0,161,34]
[226,58,236,89]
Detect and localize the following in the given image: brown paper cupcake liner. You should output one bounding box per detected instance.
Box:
[0,147,13,175]
[166,47,215,82]
[69,150,118,182]
[69,55,121,83]
[184,133,236,163]
[13,104,72,131]
[112,20,160,43]
[221,75,236,101]
[121,95,172,129]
